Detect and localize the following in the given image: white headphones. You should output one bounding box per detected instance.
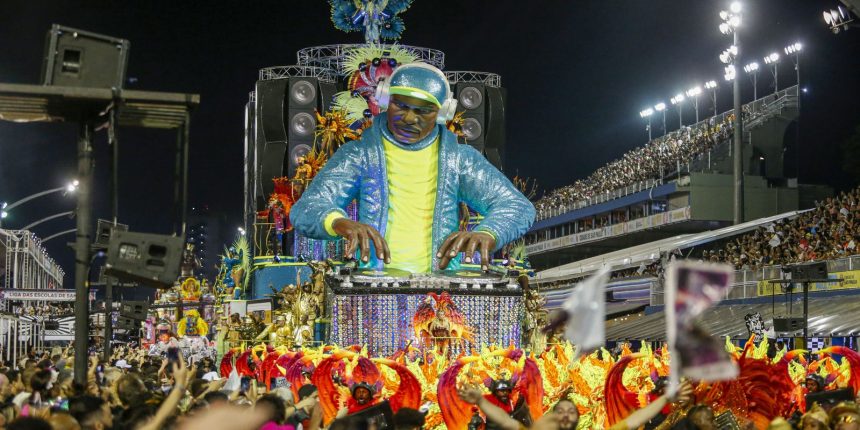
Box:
[375,62,458,125]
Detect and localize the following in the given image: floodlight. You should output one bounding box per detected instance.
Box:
[729,15,741,27]
[705,80,717,89]
[0,211,6,219]
[720,10,729,20]
[784,42,802,54]
[670,94,685,105]
[730,2,742,13]
[719,23,731,34]
[640,108,654,118]
[1,202,6,209]
[724,65,736,81]
[686,86,702,97]
[654,102,666,111]
[764,52,780,64]
[743,62,759,73]
[823,10,833,25]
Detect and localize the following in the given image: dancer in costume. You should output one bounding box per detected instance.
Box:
[268,197,287,262]
[291,63,535,273]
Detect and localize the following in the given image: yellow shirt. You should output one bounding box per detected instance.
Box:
[382,136,438,273]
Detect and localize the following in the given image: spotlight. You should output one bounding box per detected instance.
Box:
[654,102,666,111]
[639,108,654,118]
[763,52,780,64]
[704,80,718,89]
[743,62,759,73]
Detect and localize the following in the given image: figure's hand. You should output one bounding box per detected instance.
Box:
[437,231,496,270]
[457,386,483,405]
[332,218,390,264]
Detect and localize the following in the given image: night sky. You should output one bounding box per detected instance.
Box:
[1,0,858,285]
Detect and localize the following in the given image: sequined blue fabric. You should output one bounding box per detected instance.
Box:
[290,114,536,271]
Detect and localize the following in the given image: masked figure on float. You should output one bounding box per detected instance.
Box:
[149,320,179,357]
[290,62,535,274]
[177,309,215,363]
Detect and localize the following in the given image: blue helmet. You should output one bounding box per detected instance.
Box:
[375,63,457,124]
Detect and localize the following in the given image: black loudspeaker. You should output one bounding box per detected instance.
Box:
[95,219,129,248]
[253,76,337,202]
[454,82,506,170]
[286,78,337,177]
[120,301,148,320]
[41,24,130,89]
[788,262,828,281]
[115,316,139,331]
[104,230,185,288]
[773,317,805,332]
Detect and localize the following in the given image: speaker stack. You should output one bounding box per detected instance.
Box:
[450,76,507,170]
[252,67,338,207]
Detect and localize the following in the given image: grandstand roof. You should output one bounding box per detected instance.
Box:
[605,292,860,341]
[535,209,810,283]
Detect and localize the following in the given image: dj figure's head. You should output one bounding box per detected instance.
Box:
[377,62,457,145]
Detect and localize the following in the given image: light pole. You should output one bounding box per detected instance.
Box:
[720,1,744,225]
[654,102,667,135]
[764,52,780,94]
[785,42,803,180]
[21,211,75,231]
[42,228,77,243]
[705,80,718,115]
[0,181,78,228]
[639,108,654,141]
[685,86,702,123]
[744,62,759,99]
[670,93,685,129]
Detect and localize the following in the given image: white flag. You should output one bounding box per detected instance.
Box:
[768,235,781,248]
[560,265,611,358]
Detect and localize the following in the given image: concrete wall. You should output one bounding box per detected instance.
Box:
[685,173,801,222]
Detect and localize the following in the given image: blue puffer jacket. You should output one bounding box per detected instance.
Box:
[290,114,535,271]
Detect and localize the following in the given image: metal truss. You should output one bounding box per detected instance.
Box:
[296,44,446,75]
[444,71,502,88]
[257,66,339,83]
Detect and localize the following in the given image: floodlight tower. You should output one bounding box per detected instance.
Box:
[720,1,743,224]
[639,108,654,141]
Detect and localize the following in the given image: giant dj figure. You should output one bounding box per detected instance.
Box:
[291,63,534,273]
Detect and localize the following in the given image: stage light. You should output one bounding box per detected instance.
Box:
[670,94,685,105]
[685,86,702,97]
[654,102,666,111]
[743,62,759,73]
[704,80,717,89]
[639,108,654,118]
[730,2,742,13]
[764,52,780,64]
[784,42,802,54]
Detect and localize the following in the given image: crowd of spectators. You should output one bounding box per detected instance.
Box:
[0,344,808,430]
[534,111,741,221]
[11,303,74,318]
[700,187,860,270]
